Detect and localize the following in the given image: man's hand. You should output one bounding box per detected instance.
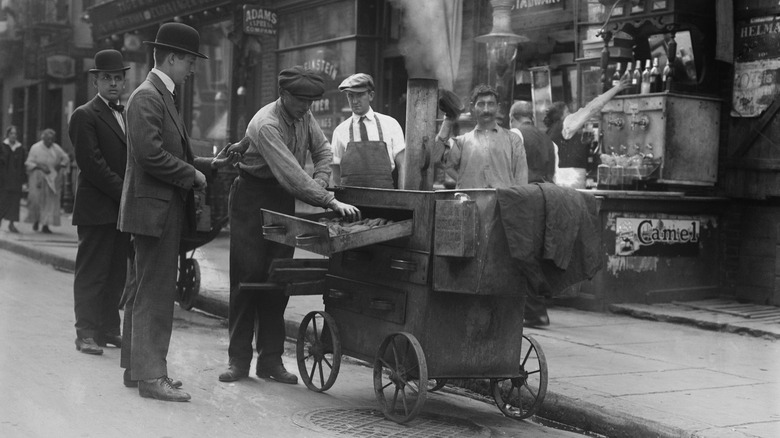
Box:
[328,199,361,222]
[211,142,243,169]
[193,169,207,190]
[226,136,252,156]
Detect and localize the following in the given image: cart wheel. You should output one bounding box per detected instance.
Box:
[177,258,200,310]
[491,334,548,420]
[296,311,341,392]
[429,379,448,392]
[373,332,428,424]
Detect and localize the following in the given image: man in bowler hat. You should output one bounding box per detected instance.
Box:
[217,66,360,384]
[69,49,131,356]
[119,22,238,401]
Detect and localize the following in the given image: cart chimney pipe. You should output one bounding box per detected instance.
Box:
[402,78,438,191]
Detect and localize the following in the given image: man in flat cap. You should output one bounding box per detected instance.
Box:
[119,22,238,402]
[218,66,360,384]
[69,49,131,357]
[331,73,406,188]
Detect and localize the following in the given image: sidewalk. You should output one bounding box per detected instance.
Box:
[1,212,778,438]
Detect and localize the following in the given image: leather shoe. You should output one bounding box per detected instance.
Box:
[75,337,103,355]
[124,369,181,389]
[256,364,298,384]
[524,315,550,328]
[97,334,122,348]
[219,366,249,382]
[138,377,190,402]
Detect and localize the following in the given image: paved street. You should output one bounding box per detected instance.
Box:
[0,250,584,438]
[1,217,779,438]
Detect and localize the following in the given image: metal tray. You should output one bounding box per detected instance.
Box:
[260,210,414,256]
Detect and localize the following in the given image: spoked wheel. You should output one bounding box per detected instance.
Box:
[373,332,428,424]
[296,311,341,392]
[176,258,200,310]
[491,334,548,420]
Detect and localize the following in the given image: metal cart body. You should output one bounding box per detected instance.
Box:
[258,187,546,423]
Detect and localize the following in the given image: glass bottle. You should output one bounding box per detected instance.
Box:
[649,56,661,93]
[632,62,642,94]
[612,62,622,88]
[621,61,633,95]
[640,59,651,94]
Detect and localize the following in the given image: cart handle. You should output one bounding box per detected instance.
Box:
[369,299,394,311]
[262,224,287,235]
[327,289,350,300]
[389,258,417,272]
[295,234,320,247]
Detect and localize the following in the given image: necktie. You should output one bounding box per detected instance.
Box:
[108,101,124,113]
[359,116,369,141]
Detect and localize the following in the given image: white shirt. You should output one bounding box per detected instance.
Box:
[331,108,405,170]
[98,94,125,134]
[151,68,176,94]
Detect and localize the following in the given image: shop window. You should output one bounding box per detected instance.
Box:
[189,20,233,156]
[278,0,356,49]
[278,40,357,141]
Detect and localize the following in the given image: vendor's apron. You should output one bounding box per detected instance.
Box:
[340,117,395,188]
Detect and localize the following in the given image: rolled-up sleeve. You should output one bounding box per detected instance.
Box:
[250,124,334,208]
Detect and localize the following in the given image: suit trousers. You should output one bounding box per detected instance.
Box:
[74,223,130,339]
[120,193,184,381]
[227,175,294,370]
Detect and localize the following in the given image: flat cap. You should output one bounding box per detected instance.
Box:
[278,66,325,100]
[338,73,374,93]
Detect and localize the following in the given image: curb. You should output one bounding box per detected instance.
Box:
[0,238,75,273]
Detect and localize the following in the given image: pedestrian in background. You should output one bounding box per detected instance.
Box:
[0,126,26,233]
[69,49,132,356]
[218,66,360,384]
[118,23,237,402]
[25,128,69,234]
[330,73,406,188]
[508,101,558,327]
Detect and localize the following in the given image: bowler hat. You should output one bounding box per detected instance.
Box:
[339,73,374,93]
[89,49,130,73]
[144,22,208,59]
[278,66,325,100]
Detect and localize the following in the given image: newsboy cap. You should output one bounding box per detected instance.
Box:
[278,66,325,100]
[338,73,374,93]
[144,22,208,59]
[89,49,130,73]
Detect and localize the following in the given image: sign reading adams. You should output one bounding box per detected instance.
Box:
[615,218,700,257]
[243,6,276,36]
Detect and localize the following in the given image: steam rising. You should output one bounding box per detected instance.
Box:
[390,0,462,90]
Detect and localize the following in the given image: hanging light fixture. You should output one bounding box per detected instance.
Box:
[475,0,528,77]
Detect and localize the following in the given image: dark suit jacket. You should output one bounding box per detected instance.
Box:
[119,71,210,237]
[69,95,127,226]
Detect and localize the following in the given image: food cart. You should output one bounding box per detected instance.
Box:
[250,187,548,424]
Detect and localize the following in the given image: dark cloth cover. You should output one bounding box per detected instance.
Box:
[497,183,602,296]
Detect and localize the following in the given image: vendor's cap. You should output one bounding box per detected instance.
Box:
[338,73,374,93]
[278,66,325,100]
[89,49,130,73]
[144,22,208,59]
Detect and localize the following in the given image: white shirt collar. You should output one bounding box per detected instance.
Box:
[97,93,119,110]
[151,68,176,94]
[351,107,375,122]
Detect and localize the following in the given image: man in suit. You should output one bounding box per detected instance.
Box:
[119,22,236,402]
[69,49,131,356]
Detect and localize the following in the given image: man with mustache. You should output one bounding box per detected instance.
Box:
[436,84,528,189]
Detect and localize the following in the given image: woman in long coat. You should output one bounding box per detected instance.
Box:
[25,128,69,233]
[0,126,27,233]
